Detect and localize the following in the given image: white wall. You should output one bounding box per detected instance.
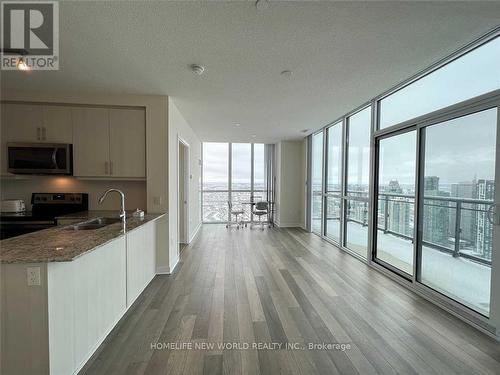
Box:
[275,140,306,228]
[167,99,202,272]
[0,177,146,211]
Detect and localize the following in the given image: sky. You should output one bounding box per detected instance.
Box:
[203,142,266,186]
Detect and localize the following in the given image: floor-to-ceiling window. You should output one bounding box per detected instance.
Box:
[307,32,499,322]
[345,107,371,257]
[231,143,252,222]
[325,122,342,242]
[202,142,269,223]
[253,143,267,198]
[311,132,324,234]
[202,142,229,222]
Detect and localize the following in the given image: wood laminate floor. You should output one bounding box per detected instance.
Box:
[81,225,500,375]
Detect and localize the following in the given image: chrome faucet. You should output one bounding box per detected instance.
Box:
[98,189,126,221]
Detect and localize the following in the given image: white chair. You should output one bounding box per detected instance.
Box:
[226,201,244,229]
[251,201,269,230]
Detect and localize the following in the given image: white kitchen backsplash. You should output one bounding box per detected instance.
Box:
[0,176,146,211]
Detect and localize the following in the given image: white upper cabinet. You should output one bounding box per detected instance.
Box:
[2,103,43,142]
[72,107,146,178]
[42,106,73,143]
[72,107,110,177]
[2,103,72,143]
[109,108,146,178]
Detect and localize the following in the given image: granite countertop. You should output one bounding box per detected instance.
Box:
[0,211,165,264]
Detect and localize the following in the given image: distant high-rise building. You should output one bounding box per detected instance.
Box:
[451,182,475,199]
[450,181,476,245]
[387,198,413,237]
[422,176,450,246]
[475,179,494,260]
[382,180,412,236]
[424,176,440,193]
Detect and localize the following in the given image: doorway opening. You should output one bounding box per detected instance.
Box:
[178,138,190,254]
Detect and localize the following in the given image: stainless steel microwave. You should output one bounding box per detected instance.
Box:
[7,143,73,175]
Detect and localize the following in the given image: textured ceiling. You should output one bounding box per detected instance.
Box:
[2,1,500,142]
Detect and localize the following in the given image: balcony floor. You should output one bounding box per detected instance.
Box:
[81,225,499,375]
[320,219,491,316]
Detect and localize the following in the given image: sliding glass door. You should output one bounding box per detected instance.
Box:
[345,107,371,257]
[311,132,324,234]
[374,130,417,276]
[418,108,498,316]
[325,122,342,243]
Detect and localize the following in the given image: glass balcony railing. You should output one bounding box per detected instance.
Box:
[314,191,493,266]
[377,193,493,265]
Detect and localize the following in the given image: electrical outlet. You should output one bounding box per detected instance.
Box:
[27,267,41,286]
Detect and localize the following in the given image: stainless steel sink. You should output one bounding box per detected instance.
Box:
[65,217,123,231]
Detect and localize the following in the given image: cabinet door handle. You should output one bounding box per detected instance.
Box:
[37,127,41,140]
[105,161,109,175]
[42,127,47,140]
[110,161,113,175]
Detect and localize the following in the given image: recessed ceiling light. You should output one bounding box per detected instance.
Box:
[281,70,293,77]
[235,123,241,127]
[255,0,270,11]
[190,64,205,75]
[252,134,257,138]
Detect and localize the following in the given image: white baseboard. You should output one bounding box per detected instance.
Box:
[156,258,179,275]
[155,265,170,274]
[189,222,202,243]
[167,258,179,274]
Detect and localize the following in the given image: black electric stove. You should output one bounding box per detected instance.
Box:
[0,193,88,240]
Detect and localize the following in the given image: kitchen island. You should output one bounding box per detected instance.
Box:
[0,212,166,375]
